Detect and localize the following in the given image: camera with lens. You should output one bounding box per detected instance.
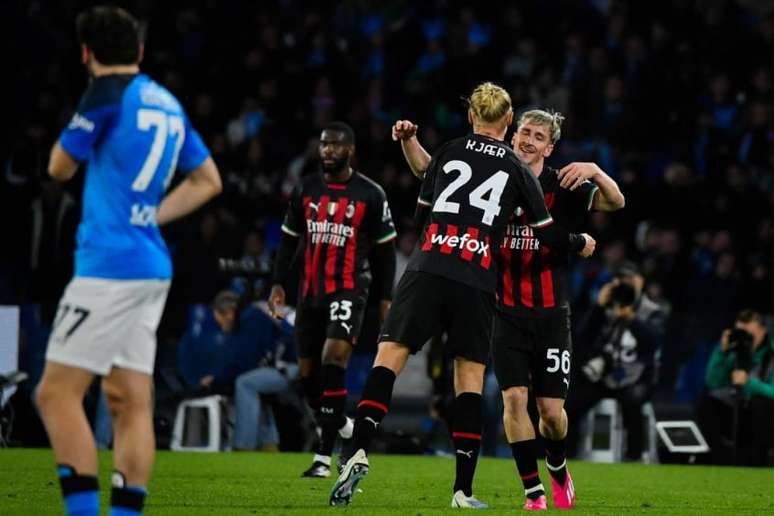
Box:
[608,282,637,309]
[726,328,754,371]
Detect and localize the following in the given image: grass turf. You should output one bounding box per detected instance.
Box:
[1,449,773,514]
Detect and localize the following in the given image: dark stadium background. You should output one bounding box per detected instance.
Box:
[1,0,773,446]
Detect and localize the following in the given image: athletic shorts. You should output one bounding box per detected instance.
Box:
[295,288,368,358]
[45,277,170,376]
[492,306,572,398]
[379,271,494,365]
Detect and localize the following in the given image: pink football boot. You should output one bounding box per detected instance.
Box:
[523,494,548,511]
[549,467,576,510]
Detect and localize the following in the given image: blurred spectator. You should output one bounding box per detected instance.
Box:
[177,290,241,391]
[233,305,298,451]
[696,309,774,466]
[567,264,666,460]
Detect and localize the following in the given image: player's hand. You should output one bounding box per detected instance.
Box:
[578,233,596,258]
[199,375,215,388]
[379,300,391,324]
[392,120,418,141]
[268,284,286,319]
[731,369,749,386]
[559,162,601,191]
[720,329,733,352]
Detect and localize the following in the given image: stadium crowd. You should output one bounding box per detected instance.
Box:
[2,0,773,457]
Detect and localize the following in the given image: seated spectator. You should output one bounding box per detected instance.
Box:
[567,264,665,460]
[232,303,298,451]
[696,309,774,466]
[177,290,241,392]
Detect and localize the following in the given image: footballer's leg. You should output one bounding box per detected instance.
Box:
[446,282,494,509]
[37,361,100,516]
[534,308,575,509]
[329,341,408,506]
[493,316,547,511]
[450,358,488,509]
[502,386,547,511]
[308,338,353,477]
[537,398,574,509]
[102,367,155,515]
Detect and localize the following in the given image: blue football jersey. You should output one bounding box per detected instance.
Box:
[59,74,210,279]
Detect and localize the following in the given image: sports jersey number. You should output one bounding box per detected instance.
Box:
[329,300,353,321]
[53,303,91,340]
[433,160,508,226]
[132,109,185,192]
[546,348,571,374]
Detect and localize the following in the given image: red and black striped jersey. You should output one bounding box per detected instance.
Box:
[281,172,397,300]
[498,166,598,315]
[408,134,555,293]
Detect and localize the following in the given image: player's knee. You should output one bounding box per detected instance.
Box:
[104,386,149,418]
[34,382,56,412]
[501,387,529,416]
[321,339,351,366]
[538,403,564,430]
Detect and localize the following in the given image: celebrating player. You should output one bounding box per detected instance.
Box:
[35,7,222,516]
[330,83,589,509]
[393,109,623,510]
[269,122,397,478]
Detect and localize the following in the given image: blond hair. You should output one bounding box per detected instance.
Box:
[517,109,565,144]
[468,82,512,125]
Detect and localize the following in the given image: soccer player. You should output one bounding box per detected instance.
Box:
[392,110,623,510]
[330,83,590,509]
[34,6,222,516]
[269,122,397,478]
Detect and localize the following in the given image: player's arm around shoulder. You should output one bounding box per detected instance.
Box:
[156,156,222,226]
[558,162,625,212]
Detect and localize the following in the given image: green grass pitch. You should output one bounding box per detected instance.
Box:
[1,449,773,514]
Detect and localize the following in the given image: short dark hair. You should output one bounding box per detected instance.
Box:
[322,121,356,146]
[736,309,762,324]
[76,6,143,65]
[213,290,239,312]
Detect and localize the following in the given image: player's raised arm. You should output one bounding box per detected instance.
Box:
[392,120,431,179]
[155,156,222,226]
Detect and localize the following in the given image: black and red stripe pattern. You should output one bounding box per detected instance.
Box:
[419,223,493,269]
[283,172,396,301]
[498,166,597,314]
[499,192,558,310]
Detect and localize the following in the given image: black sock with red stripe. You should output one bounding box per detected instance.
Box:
[452,392,482,497]
[317,364,347,458]
[511,439,545,501]
[352,366,395,454]
[544,435,568,485]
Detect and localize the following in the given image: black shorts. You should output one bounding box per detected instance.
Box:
[492,306,572,398]
[295,289,368,358]
[379,271,494,365]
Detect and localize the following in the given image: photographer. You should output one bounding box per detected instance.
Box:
[567,264,666,460]
[697,309,774,466]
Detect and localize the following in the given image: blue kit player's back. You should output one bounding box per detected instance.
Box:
[59,73,209,279]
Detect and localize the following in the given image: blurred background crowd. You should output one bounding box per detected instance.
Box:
[1,0,773,459]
